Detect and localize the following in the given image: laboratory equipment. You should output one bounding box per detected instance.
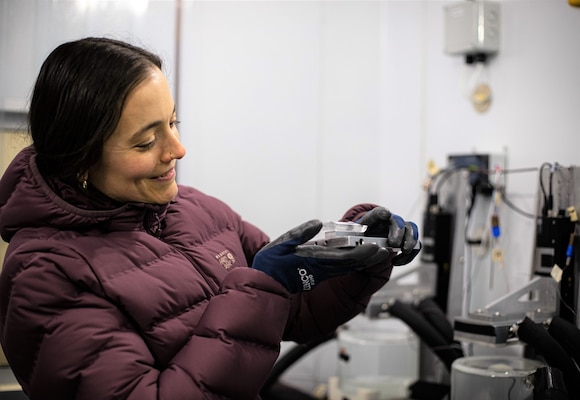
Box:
[451,163,580,398]
[453,165,580,345]
[330,319,420,400]
[444,1,500,56]
[450,355,544,400]
[265,159,580,399]
[327,154,506,399]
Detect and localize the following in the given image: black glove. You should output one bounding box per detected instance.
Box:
[252,219,390,293]
[357,207,421,266]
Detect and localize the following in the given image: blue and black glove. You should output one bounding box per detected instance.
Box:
[357,206,421,266]
[252,219,390,293]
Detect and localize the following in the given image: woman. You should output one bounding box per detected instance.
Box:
[0,37,419,399]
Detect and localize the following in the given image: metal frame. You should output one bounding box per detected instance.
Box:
[453,276,559,345]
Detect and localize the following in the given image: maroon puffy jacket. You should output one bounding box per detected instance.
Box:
[0,147,393,399]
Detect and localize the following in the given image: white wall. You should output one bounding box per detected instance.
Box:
[0,0,176,112]
[178,1,427,240]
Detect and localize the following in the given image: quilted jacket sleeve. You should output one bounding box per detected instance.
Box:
[282,203,394,343]
[0,240,291,400]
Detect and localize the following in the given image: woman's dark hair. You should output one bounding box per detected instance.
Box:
[29,37,163,182]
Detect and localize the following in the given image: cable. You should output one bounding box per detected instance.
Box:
[430,164,542,220]
[549,164,555,213]
[556,285,578,321]
[501,190,536,219]
[430,166,463,197]
[506,377,516,400]
[539,163,552,216]
[260,331,336,396]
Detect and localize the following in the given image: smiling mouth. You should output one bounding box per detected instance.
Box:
[153,168,174,179]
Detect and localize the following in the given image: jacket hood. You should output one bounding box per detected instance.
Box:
[0,146,168,242]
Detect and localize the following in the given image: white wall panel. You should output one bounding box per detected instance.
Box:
[179,1,323,237]
[0,0,176,112]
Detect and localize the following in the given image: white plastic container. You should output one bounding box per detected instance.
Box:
[337,320,419,400]
[451,355,544,400]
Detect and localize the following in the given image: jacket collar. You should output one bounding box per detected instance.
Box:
[0,146,169,242]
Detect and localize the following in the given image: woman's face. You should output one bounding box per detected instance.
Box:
[88,67,186,204]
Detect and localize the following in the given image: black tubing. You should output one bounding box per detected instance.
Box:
[547,316,580,367]
[416,297,456,345]
[260,331,336,394]
[388,300,462,370]
[517,317,580,398]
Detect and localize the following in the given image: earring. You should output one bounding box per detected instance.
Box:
[77,172,88,191]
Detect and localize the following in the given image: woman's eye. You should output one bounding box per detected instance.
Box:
[170,120,181,129]
[136,140,156,150]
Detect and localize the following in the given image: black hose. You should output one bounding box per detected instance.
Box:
[517,317,580,398]
[388,300,462,370]
[416,297,456,345]
[547,316,580,367]
[260,331,336,394]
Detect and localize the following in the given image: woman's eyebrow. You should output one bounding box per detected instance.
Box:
[131,107,176,139]
[131,120,163,139]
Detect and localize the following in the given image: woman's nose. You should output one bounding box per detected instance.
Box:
[170,139,186,160]
[163,134,186,162]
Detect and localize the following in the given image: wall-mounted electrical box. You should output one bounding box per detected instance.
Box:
[444,1,500,56]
